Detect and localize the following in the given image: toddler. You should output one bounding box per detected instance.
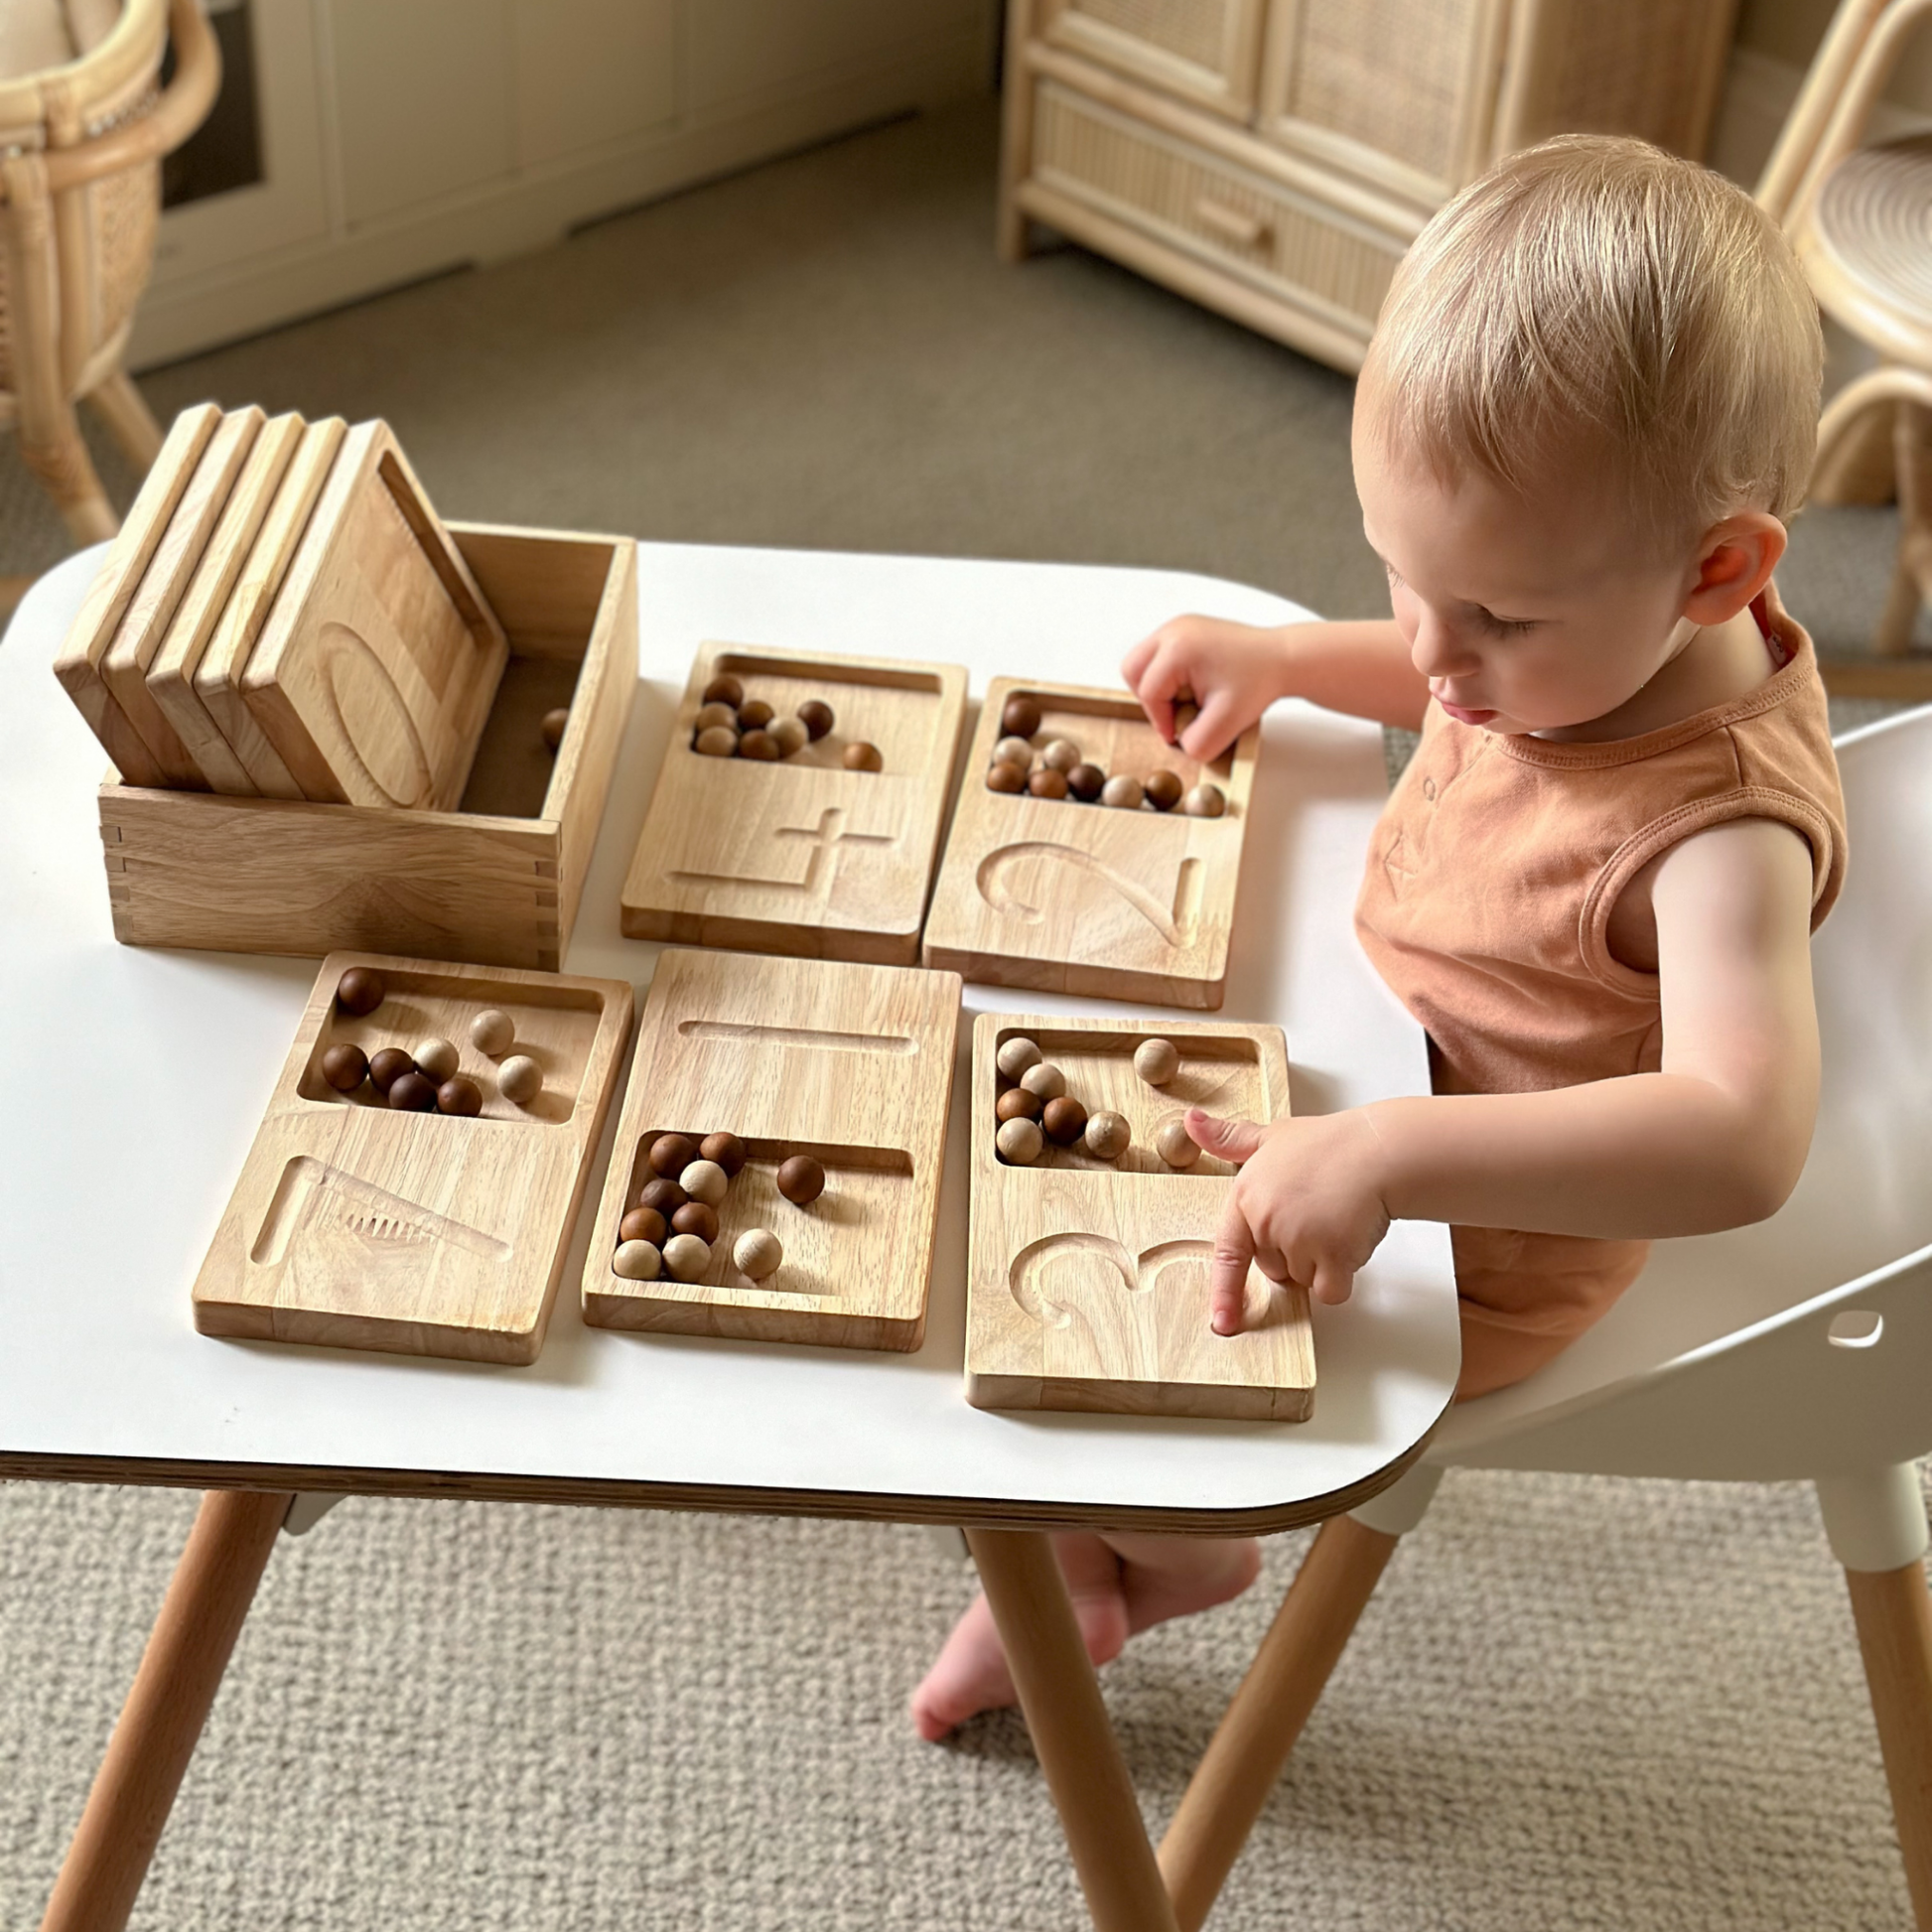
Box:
[913,134,1846,1740]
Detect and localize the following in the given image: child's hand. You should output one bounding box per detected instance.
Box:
[1187,1107,1393,1332]
[1121,615,1288,761]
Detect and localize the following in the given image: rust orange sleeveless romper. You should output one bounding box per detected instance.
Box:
[1354,587,1847,1399]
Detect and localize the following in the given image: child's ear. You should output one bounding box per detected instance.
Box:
[1681,512,1787,626]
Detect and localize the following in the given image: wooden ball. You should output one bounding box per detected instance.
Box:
[735,1228,783,1280]
[321,1043,368,1092]
[1066,762,1106,801]
[1002,695,1041,738]
[739,729,780,760]
[648,1133,696,1176]
[1083,1110,1132,1161]
[695,725,739,758]
[1172,699,1200,739]
[777,1155,825,1205]
[1041,1095,1088,1145]
[996,1035,1041,1079]
[336,967,385,1016]
[437,1075,483,1117]
[621,1205,668,1247]
[1020,1061,1065,1101]
[843,741,883,772]
[986,762,1027,794]
[679,1159,729,1206]
[737,698,774,731]
[637,1176,687,1216]
[994,735,1034,766]
[996,1086,1042,1124]
[1028,766,1068,800]
[387,1070,439,1113]
[797,699,835,740]
[770,717,809,758]
[662,1233,711,1283]
[541,706,570,751]
[672,1200,720,1244]
[614,1239,662,1281]
[471,1008,514,1056]
[1145,769,1184,811]
[1101,774,1144,810]
[695,701,738,733]
[1134,1037,1179,1086]
[367,1046,416,1095]
[700,1131,747,1176]
[413,1036,459,1083]
[497,1054,543,1106]
[703,673,745,708]
[1039,737,1081,773]
[996,1117,1043,1166]
[1183,783,1227,818]
[1156,1118,1201,1169]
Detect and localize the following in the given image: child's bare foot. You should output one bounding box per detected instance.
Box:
[909,1532,1129,1741]
[1114,1531,1263,1634]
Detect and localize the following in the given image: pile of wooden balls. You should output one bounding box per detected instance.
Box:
[612,1132,827,1287]
[690,673,883,772]
[319,968,544,1115]
[992,1032,1201,1170]
[984,694,1225,817]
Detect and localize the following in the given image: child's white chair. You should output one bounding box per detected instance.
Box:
[1157,704,1932,1932]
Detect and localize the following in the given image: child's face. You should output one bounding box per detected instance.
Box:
[1351,411,1698,735]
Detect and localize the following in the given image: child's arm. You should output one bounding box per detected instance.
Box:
[1123,615,1430,759]
[1196,818,1822,1328]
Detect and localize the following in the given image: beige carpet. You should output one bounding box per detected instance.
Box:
[2,98,1925,1928]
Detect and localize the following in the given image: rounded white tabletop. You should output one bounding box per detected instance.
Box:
[0,540,1458,1531]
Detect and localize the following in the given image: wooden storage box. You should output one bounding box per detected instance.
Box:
[96,523,636,972]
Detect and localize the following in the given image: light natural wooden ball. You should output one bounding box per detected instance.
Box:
[680,1159,729,1206]
[695,701,737,733]
[614,1239,661,1281]
[735,1228,783,1280]
[1020,1061,1065,1101]
[1183,783,1227,818]
[996,1117,1043,1166]
[996,1035,1041,1079]
[695,725,738,758]
[771,716,809,758]
[1134,1037,1179,1086]
[994,735,1034,766]
[1101,774,1144,810]
[413,1035,459,1083]
[1156,1118,1200,1169]
[1083,1111,1131,1160]
[1039,738,1081,773]
[471,1008,514,1056]
[497,1055,543,1105]
[662,1233,710,1282]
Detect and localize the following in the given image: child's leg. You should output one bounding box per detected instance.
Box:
[910,1531,1261,1740]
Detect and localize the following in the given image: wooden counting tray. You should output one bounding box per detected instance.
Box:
[922,677,1261,1009]
[964,1014,1314,1421]
[582,948,961,1350]
[620,641,968,965]
[193,950,631,1363]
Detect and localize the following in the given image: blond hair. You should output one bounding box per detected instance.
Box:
[1360,135,1823,552]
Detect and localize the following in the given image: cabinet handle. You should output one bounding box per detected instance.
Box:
[1193,198,1270,247]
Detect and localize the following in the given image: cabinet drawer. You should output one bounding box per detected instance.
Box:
[1030,80,1412,342]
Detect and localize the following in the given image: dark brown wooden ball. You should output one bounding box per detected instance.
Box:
[1042,1095,1088,1145]
[540,707,569,751]
[843,742,883,772]
[737,698,774,731]
[797,699,834,740]
[336,967,385,1016]
[367,1046,416,1095]
[986,761,1027,793]
[321,1043,368,1092]
[739,729,779,760]
[700,1132,747,1176]
[1145,769,1184,811]
[621,1205,668,1246]
[1002,695,1042,738]
[638,1175,687,1216]
[703,673,745,708]
[777,1155,825,1205]
[648,1133,696,1176]
[1066,762,1106,801]
[437,1075,483,1117]
[1028,766,1068,800]
[387,1070,439,1112]
[672,1200,721,1243]
[996,1086,1042,1123]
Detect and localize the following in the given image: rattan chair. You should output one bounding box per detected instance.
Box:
[1760,0,1932,698]
[0,0,218,572]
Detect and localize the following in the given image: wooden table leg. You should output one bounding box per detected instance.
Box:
[1845,1559,1932,1932]
[40,1488,292,1932]
[965,1527,1181,1932]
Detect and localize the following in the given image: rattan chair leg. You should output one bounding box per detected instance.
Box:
[88,366,165,473]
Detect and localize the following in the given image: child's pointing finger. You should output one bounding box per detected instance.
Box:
[1184,1109,1264,1165]
[1208,1197,1255,1336]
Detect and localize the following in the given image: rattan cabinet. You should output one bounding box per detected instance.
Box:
[1001,0,1738,370]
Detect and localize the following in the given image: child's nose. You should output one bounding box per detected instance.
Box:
[1410,613,1479,679]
